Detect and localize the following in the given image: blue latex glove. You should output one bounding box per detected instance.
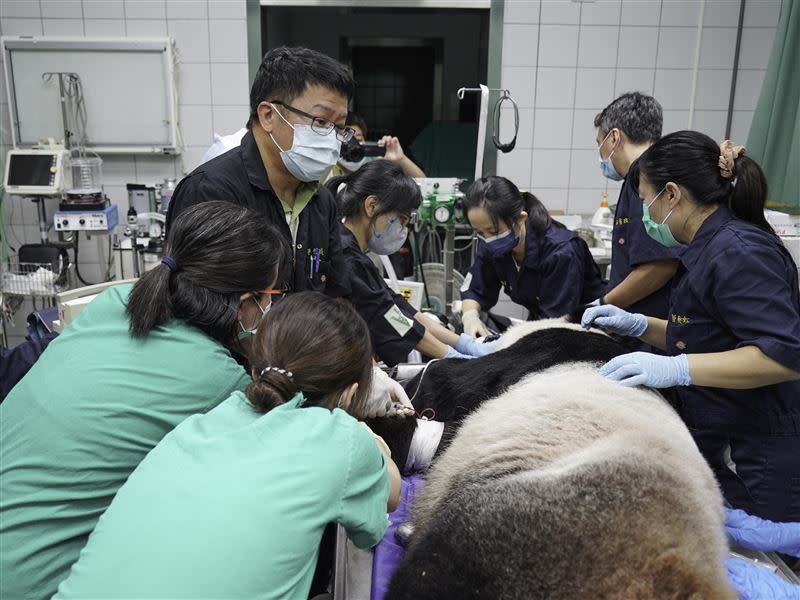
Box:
[598,352,692,388]
[581,305,648,337]
[455,333,499,358]
[445,345,474,360]
[726,557,800,600]
[725,508,800,557]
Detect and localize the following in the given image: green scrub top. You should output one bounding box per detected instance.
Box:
[0,284,250,600]
[54,391,391,600]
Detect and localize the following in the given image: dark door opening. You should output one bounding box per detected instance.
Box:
[262,5,489,179]
[348,43,436,144]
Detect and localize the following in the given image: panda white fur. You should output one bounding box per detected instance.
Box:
[492,316,610,351]
[386,363,735,600]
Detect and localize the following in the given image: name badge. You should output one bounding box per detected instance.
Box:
[384,304,414,336]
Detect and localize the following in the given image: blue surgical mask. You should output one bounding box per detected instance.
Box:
[598,130,623,182]
[367,216,408,255]
[478,227,519,258]
[269,104,341,182]
[642,188,681,247]
[238,295,271,341]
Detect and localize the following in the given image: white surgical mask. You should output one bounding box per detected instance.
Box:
[339,155,378,173]
[269,104,341,182]
[339,157,367,172]
[598,130,623,182]
[367,216,408,255]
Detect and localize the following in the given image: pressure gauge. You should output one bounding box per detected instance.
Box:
[434,205,452,223]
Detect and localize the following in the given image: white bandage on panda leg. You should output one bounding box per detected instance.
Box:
[405,419,445,472]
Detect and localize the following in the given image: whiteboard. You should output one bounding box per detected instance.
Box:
[2,37,179,154]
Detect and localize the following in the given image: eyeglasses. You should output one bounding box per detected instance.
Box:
[398,211,418,228]
[256,289,286,302]
[270,100,356,143]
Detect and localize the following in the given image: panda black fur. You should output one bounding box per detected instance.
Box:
[403,319,625,422]
[385,364,735,600]
[366,320,628,472]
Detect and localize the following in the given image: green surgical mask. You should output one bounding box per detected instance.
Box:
[237,294,271,341]
[642,188,681,248]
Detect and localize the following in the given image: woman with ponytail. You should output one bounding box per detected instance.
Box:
[460,175,606,336]
[327,160,494,368]
[582,131,800,523]
[54,292,400,600]
[0,201,287,600]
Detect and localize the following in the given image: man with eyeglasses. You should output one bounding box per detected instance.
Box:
[166,46,355,297]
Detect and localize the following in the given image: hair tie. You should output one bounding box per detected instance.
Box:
[161,256,178,272]
[718,140,746,179]
[260,366,294,382]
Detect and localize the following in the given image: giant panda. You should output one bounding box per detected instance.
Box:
[383,363,734,599]
[367,318,628,473]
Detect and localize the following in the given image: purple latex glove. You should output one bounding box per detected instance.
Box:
[725,508,800,557]
[445,345,474,360]
[598,352,692,388]
[726,557,800,600]
[581,304,648,337]
[455,333,500,358]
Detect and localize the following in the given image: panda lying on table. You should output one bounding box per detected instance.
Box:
[366,318,736,600]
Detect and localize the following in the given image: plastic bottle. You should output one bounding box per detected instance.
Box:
[591,193,613,229]
[159,178,177,216]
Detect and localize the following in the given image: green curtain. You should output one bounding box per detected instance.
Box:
[746,0,800,214]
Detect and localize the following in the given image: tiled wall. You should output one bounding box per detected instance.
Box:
[0,0,785,340]
[497,0,782,216]
[1,0,249,344]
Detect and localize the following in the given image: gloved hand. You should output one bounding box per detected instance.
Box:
[462,308,490,338]
[725,508,800,557]
[454,333,499,358]
[445,346,475,360]
[366,366,413,418]
[581,305,648,337]
[598,352,692,388]
[725,557,800,600]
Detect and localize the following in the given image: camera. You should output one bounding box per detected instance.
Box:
[339,139,387,162]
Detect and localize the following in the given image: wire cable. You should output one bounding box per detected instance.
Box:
[412,231,432,310]
[491,90,519,153]
[73,234,98,286]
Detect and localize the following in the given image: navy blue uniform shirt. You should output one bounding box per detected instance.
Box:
[667,205,800,434]
[461,219,605,319]
[166,130,350,296]
[608,158,682,318]
[340,225,424,366]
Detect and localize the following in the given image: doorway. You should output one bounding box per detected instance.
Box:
[262,5,489,176]
[345,39,439,144]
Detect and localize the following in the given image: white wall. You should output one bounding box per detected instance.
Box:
[1,0,250,344]
[497,0,782,216]
[0,0,784,341]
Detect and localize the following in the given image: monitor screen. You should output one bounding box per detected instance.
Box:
[7,154,55,187]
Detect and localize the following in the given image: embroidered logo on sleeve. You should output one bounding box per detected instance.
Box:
[384,304,414,336]
[670,313,691,325]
